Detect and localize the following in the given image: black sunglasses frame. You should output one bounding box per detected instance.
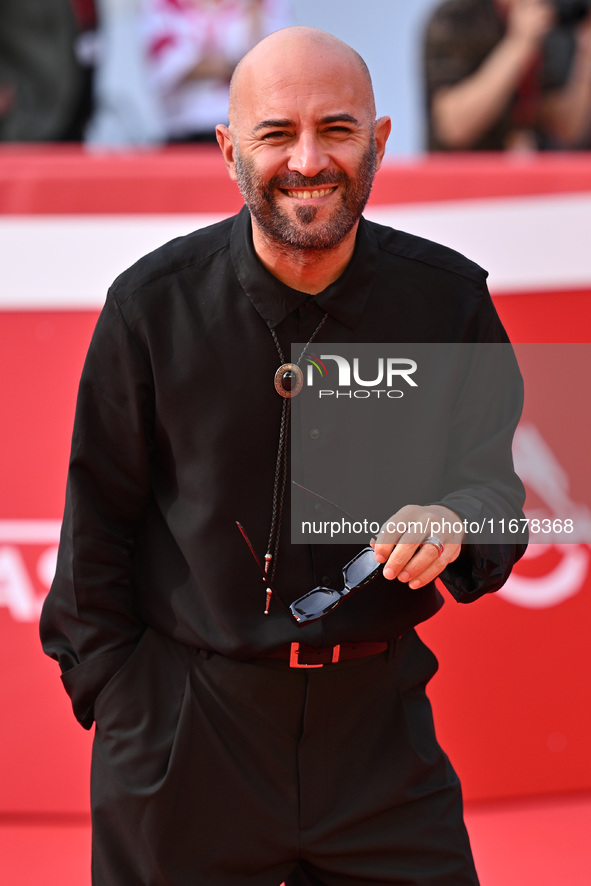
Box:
[288,547,381,623]
[236,521,382,625]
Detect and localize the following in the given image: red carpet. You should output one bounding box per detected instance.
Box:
[1,793,590,885]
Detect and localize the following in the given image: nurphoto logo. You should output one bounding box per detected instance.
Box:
[305,353,418,399]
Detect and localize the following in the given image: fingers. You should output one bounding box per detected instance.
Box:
[396,541,461,589]
[373,506,423,580]
[373,504,464,589]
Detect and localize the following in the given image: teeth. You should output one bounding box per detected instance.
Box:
[286,188,334,199]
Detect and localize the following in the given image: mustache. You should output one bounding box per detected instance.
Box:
[269,170,348,189]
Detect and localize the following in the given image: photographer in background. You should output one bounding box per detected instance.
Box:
[138,0,293,143]
[424,0,591,150]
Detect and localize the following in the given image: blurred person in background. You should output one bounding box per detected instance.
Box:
[138,0,293,143]
[0,0,87,141]
[85,0,166,148]
[424,0,591,150]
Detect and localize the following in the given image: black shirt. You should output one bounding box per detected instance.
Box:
[40,206,525,727]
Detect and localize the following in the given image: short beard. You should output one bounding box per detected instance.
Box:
[234,138,377,251]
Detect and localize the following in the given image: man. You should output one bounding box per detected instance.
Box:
[424,0,591,150]
[41,26,525,886]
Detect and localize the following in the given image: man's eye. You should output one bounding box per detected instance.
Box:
[262,131,289,141]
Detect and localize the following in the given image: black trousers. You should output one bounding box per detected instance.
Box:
[90,628,479,885]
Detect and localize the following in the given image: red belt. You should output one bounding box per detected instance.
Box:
[265,641,390,669]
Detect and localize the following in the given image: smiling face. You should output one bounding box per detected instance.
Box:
[233,127,378,251]
[217,28,390,254]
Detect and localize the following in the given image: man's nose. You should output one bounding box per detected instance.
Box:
[287,132,330,178]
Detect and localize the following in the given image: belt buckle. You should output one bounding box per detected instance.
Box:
[289,642,341,668]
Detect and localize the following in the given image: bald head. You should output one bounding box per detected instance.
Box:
[228,27,376,129]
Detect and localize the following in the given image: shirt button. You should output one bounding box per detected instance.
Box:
[321,575,332,586]
[310,428,320,440]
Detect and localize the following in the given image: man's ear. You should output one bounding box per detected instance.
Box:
[216,124,238,182]
[373,116,392,171]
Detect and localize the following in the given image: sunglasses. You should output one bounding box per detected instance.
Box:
[236,521,382,625]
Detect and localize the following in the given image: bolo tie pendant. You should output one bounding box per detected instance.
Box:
[274,363,304,398]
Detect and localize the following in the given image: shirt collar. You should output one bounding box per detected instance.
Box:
[230,205,378,330]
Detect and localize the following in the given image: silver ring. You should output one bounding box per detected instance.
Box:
[422,536,444,557]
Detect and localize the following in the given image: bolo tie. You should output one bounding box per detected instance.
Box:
[261,312,328,614]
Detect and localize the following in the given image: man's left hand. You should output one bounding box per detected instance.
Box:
[373,504,464,589]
